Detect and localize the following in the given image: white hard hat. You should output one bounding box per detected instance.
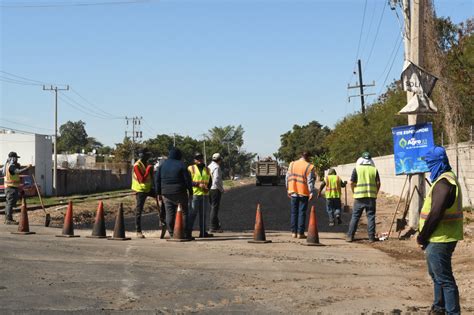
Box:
[212,153,221,161]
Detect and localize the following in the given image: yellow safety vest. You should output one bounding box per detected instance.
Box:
[5,162,20,188]
[131,160,152,193]
[325,175,341,199]
[353,165,378,199]
[287,159,314,197]
[419,171,463,243]
[188,164,210,196]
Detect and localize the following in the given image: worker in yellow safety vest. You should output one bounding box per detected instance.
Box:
[347,152,381,242]
[2,152,31,225]
[187,152,213,239]
[285,151,316,239]
[417,146,463,314]
[131,148,154,238]
[318,168,347,226]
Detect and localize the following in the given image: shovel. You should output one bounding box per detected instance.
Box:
[31,174,51,227]
[343,185,350,213]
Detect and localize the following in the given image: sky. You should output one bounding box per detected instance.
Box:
[1,0,472,156]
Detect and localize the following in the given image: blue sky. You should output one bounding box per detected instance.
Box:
[1,0,472,156]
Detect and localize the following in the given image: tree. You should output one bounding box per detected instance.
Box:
[85,137,103,153]
[114,137,140,162]
[276,121,331,164]
[57,120,89,153]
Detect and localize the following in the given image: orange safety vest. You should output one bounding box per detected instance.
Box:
[287,159,314,197]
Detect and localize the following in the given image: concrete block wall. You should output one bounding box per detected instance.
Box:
[333,142,474,207]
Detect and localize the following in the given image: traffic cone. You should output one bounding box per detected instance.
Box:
[11,197,35,235]
[56,200,80,238]
[167,203,191,242]
[86,201,107,239]
[304,206,324,246]
[108,203,131,241]
[248,204,271,244]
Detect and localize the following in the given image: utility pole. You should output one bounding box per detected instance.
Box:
[348,59,376,117]
[125,116,143,164]
[43,84,69,196]
[402,0,426,234]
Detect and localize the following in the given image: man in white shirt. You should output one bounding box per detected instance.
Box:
[208,153,225,233]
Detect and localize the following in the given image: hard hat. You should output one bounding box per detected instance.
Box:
[194,152,204,160]
[212,153,221,161]
[361,151,371,159]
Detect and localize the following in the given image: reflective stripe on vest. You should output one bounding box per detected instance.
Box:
[131,160,152,192]
[188,164,210,196]
[419,171,463,243]
[353,165,377,199]
[287,159,314,197]
[5,162,20,188]
[325,175,341,199]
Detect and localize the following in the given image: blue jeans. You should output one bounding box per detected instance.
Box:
[188,195,209,236]
[290,196,308,234]
[425,242,460,315]
[326,198,341,223]
[347,198,376,240]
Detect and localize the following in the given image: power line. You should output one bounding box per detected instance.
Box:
[359,0,378,60]
[0,70,46,84]
[354,0,368,63]
[0,125,49,135]
[364,1,388,72]
[58,93,116,120]
[0,118,53,132]
[0,77,42,86]
[70,87,123,119]
[0,0,153,8]
[378,36,403,95]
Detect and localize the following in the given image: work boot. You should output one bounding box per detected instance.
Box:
[291,233,297,238]
[136,232,145,239]
[297,234,306,239]
[368,237,379,243]
[336,215,342,225]
[399,228,417,240]
[345,236,353,242]
[329,221,335,227]
[5,219,19,225]
[199,232,214,238]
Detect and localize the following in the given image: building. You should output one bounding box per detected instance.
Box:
[0,129,53,196]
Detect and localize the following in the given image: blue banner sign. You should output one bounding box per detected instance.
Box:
[392,123,434,175]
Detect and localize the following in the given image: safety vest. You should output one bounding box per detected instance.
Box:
[5,162,20,188]
[419,171,463,243]
[325,175,341,199]
[287,159,314,197]
[188,164,210,196]
[131,160,152,193]
[353,165,378,199]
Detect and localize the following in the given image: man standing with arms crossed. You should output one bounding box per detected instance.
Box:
[417,146,463,315]
[347,152,381,242]
[131,148,154,239]
[285,151,316,239]
[2,152,31,225]
[208,153,224,233]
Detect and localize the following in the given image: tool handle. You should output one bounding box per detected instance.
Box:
[32,174,47,214]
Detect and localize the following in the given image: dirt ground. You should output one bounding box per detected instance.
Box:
[4,180,473,313]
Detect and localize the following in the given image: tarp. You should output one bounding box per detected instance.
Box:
[392,123,434,175]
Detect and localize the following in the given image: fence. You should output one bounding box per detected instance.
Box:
[333,142,474,207]
[56,168,132,196]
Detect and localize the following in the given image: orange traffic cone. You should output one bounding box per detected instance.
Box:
[304,206,324,246]
[56,200,80,238]
[108,203,131,241]
[11,197,35,235]
[248,204,271,244]
[87,201,107,239]
[167,203,192,242]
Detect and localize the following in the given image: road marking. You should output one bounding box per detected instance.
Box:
[121,245,139,303]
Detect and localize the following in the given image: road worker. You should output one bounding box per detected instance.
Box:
[417,146,463,314]
[318,168,347,226]
[2,152,31,225]
[346,152,381,242]
[131,148,155,238]
[154,148,193,240]
[187,152,213,238]
[208,153,225,233]
[285,151,316,239]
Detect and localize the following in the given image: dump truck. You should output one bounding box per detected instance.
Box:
[255,159,281,186]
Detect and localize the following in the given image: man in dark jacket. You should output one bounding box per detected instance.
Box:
[154,148,193,239]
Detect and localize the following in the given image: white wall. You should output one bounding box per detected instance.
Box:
[0,132,53,195]
[333,142,474,207]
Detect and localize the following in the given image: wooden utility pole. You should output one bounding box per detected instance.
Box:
[43,84,69,196]
[402,0,426,232]
[348,59,375,117]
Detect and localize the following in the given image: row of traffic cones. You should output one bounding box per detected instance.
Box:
[11,198,131,240]
[11,198,323,245]
[247,204,323,246]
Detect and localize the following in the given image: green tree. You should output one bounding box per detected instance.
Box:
[276,121,331,163]
[114,137,140,162]
[57,120,89,153]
